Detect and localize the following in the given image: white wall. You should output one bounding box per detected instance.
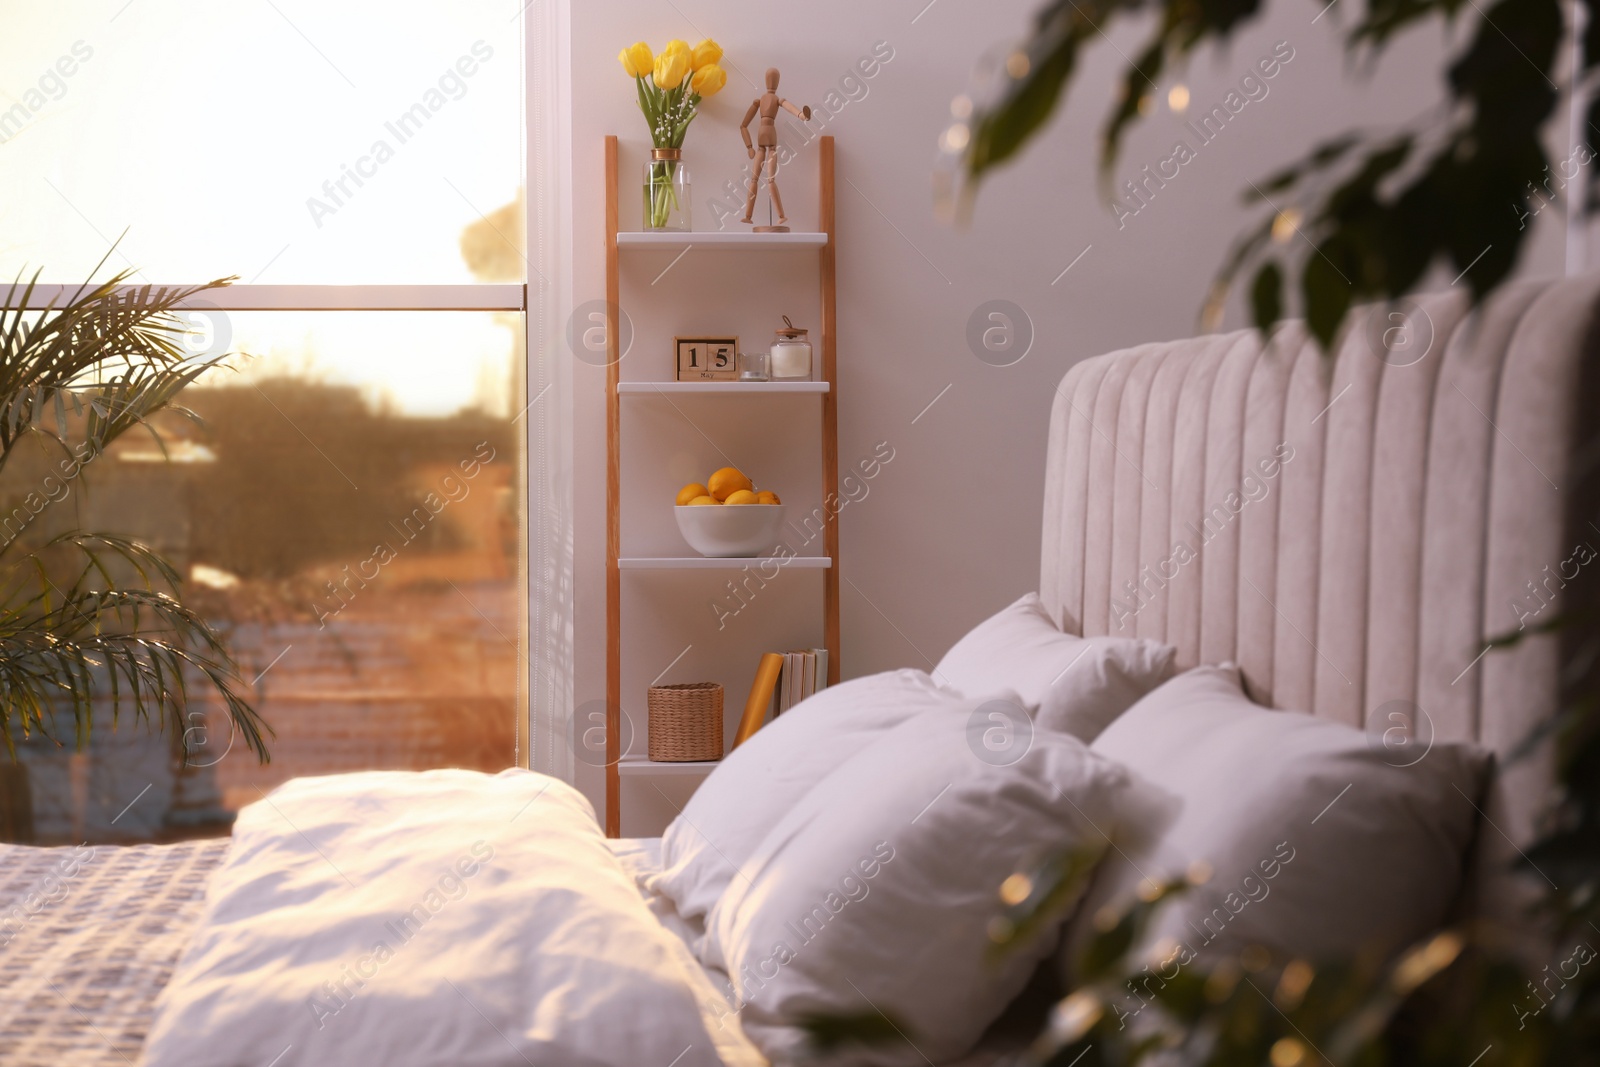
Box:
[566,0,1567,831]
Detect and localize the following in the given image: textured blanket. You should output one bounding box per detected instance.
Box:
[0,838,229,1067]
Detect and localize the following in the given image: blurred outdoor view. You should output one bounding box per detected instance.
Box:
[1,306,528,844]
[0,1,531,843]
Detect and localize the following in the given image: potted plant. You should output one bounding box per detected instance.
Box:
[619,37,728,230]
[0,265,270,840]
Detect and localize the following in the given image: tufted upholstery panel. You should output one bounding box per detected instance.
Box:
[1040,276,1600,841]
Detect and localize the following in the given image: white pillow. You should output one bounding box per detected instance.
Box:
[703,701,1176,1066]
[935,592,1176,741]
[1084,664,1490,970]
[648,669,962,924]
[140,770,746,1067]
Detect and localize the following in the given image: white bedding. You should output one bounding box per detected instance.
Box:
[3,772,1027,1067]
[614,837,1030,1067]
[138,769,764,1067]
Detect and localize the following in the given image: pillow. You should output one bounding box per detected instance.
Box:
[935,592,1176,741]
[648,669,962,924]
[1083,664,1491,972]
[702,699,1177,1066]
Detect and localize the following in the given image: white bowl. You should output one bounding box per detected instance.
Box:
[674,504,788,558]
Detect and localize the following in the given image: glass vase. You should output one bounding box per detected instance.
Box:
[644,149,691,232]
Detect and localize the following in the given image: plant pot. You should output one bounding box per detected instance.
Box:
[0,760,35,843]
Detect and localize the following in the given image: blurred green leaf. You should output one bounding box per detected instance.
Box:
[798,1009,914,1054]
[988,845,1105,962]
[1250,262,1283,335]
[953,0,1570,349]
[1301,239,1354,350]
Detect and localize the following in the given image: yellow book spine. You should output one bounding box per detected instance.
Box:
[734,652,786,748]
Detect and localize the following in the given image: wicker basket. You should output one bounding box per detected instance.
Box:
[647,682,724,762]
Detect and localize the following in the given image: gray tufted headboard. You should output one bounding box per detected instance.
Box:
[1040,275,1600,842]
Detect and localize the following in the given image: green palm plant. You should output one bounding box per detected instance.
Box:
[0,265,270,764]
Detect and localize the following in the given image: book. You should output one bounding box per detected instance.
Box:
[753,647,832,726]
[785,651,801,711]
[735,652,785,748]
[774,654,790,716]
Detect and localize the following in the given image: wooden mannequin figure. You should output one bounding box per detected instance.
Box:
[740,67,812,232]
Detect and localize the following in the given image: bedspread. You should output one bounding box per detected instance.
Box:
[0,837,230,1067]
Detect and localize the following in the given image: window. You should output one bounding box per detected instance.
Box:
[0,1,571,844]
[0,2,524,284]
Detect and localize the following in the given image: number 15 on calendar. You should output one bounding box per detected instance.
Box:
[675,336,739,381]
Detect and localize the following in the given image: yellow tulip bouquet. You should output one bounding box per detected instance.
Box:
[619,38,726,229]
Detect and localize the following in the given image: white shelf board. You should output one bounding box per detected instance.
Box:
[618,381,828,395]
[617,756,721,776]
[617,231,827,250]
[619,556,832,570]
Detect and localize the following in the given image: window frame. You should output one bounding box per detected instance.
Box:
[9,285,524,312]
[6,3,574,778]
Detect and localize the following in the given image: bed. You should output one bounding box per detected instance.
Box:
[3,274,1595,1066]
[1041,273,1597,845]
[0,777,1028,1067]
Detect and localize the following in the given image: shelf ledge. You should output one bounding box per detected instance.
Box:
[617,381,828,395]
[617,756,722,776]
[619,556,832,570]
[617,231,827,250]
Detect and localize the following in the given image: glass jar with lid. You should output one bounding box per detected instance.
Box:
[769,316,812,381]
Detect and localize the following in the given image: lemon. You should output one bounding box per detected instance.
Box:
[725,489,758,505]
[687,495,718,506]
[676,482,710,506]
[707,466,753,501]
[755,490,780,505]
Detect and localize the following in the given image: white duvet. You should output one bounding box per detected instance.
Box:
[139,769,763,1067]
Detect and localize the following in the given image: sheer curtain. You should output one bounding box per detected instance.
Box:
[526,0,576,781]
